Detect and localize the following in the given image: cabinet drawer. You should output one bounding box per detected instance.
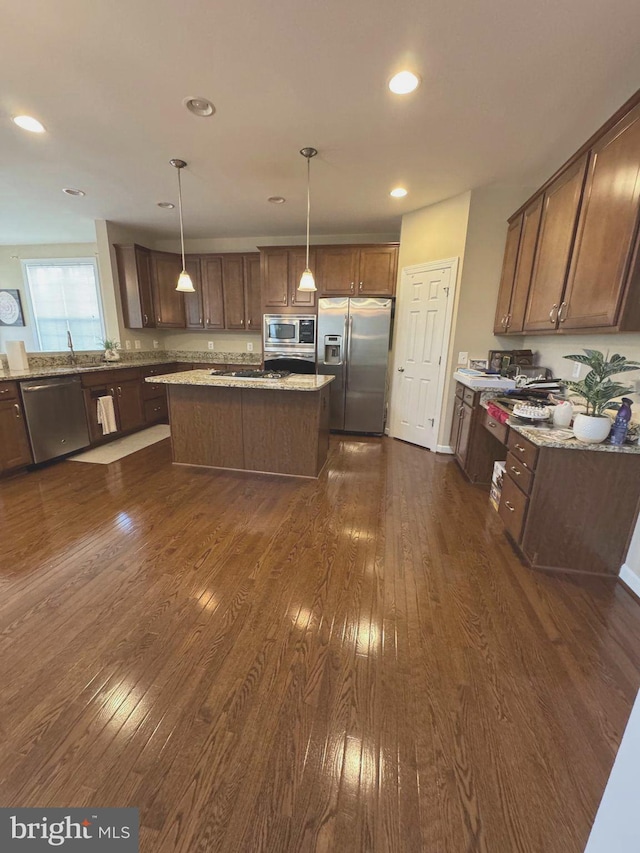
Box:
[142,363,178,377]
[499,475,529,543]
[505,451,535,496]
[482,409,508,444]
[463,387,477,407]
[142,381,166,401]
[455,382,464,400]
[507,430,539,471]
[0,381,19,401]
[81,368,140,387]
[144,397,168,423]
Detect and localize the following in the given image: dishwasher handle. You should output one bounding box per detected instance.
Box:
[22,379,81,392]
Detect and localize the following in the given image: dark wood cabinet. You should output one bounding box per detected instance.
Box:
[184,257,204,329]
[82,368,146,443]
[450,383,505,484]
[0,384,32,472]
[493,217,523,333]
[151,251,186,328]
[114,244,156,329]
[201,257,225,329]
[454,400,473,469]
[259,247,317,313]
[562,103,640,330]
[316,244,398,297]
[114,379,144,432]
[244,254,261,331]
[222,255,246,330]
[523,156,587,332]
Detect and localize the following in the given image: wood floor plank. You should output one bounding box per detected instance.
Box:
[1,435,640,852]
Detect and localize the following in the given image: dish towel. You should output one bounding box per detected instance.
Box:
[96,395,118,435]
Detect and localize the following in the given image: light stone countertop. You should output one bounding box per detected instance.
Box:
[147,369,334,392]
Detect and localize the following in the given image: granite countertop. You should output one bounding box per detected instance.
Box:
[0,351,262,381]
[147,369,334,392]
[481,396,640,454]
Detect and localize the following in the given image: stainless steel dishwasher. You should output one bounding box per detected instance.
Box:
[20,376,90,463]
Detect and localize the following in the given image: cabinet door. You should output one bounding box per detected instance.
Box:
[0,399,32,471]
[115,244,155,329]
[523,156,587,331]
[151,252,186,328]
[316,247,358,296]
[455,403,473,468]
[357,245,398,296]
[289,248,316,309]
[113,380,144,433]
[222,255,246,330]
[202,257,225,329]
[562,105,640,330]
[261,249,289,308]
[83,387,118,444]
[493,216,523,334]
[244,254,262,331]
[508,197,543,333]
[184,257,204,329]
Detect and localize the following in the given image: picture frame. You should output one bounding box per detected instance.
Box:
[469,358,488,371]
[488,349,513,372]
[0,289,25,326]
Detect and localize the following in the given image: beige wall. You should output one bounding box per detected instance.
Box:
[0,243,98,353]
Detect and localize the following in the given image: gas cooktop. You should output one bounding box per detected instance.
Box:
[209,369,292,379]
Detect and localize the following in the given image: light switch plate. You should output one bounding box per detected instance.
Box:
[153,340,159,350]
[572,362,581,379]
[247,342,254,352]
[125,340,131,350]
[208,341,214,351]
[458,351,469,366]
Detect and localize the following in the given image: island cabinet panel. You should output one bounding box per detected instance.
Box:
[493,216,523,334]
[168,385,245,469]
[114,244,156,329]
[222,255,246,330]
[151,251,186,328]
[561,103,640,330]
[244,254,261,331]
[523,155,588,332]
[242,388,324,478]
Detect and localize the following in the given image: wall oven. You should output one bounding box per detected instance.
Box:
[263,314,316,352]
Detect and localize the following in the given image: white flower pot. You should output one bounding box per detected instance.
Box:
[104,349,120,362]
[572,413,611,444]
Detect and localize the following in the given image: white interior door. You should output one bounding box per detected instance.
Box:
[390,261,455,450]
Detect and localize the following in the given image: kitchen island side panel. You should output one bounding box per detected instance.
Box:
[168,385,245,469]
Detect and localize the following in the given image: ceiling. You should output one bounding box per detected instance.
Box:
[1,0,640,245]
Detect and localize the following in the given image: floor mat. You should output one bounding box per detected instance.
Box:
[68,424,170,464]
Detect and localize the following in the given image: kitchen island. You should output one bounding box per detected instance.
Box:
[148,370,334,478]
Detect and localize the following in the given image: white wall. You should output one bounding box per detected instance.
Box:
[0,243,97,353]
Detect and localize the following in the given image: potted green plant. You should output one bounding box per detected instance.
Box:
[563,349,640,443]
[99,338,121,363]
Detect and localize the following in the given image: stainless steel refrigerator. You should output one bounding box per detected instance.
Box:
[316,297,392,433]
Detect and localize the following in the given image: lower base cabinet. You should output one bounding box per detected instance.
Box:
[451,383,506,484]
[0,384,33,473]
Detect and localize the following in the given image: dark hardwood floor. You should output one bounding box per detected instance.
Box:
[1,435,640,852]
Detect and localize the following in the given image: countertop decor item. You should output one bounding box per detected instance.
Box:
[99,338,121,362]
[563,349,640,443]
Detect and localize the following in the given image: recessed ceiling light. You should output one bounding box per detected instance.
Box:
[390,187,408,198]
[157,201,175,209]
[388,71,420,95]
[268,196,286,204]
[183,97,215,117]
[13,115,46,133]
[62,188,85,197]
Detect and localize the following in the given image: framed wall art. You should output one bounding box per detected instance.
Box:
[0,289,25,326]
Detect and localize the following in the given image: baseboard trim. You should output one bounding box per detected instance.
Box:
[436,445,454,455]
[619,563,640,600]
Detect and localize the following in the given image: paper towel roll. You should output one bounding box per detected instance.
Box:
[6,340,29,372]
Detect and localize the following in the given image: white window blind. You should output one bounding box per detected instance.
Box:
[23,259,105,352]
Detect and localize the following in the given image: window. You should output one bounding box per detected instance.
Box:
[23,258,105,352]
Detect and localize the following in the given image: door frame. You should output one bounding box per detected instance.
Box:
[389,257,459,452]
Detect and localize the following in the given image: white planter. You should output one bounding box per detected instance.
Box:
[572,413,611,444]
[104,349,120,362]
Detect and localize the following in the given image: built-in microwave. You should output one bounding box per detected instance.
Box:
[263,314,316,351]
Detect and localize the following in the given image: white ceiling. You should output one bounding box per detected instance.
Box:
[1,0,640,245]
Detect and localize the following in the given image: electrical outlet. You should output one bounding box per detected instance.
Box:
[134,340,141,350]
[125,340,131,350]
[458,351,468,366]
[153,340,159,350]
[247,342,254,352]
[208,341,214,351]
[572,362,581,379]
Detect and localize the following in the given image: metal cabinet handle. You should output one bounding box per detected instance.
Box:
[515,443,526,453]
[350,282,354,292]
[157,316,161,324]
[488,421,496,428]
[458,404,464,417]
[505,500,516,512]
[505,313,512,329]
[14,403,21,418]
[549,304,558,324]
[0,388,9,394]
[117,386,122,396]
[558,301,568,322]
[206,318,210,325]
[144,313,148,325]
[397,367,405,372]
[510,466,521,476]
[240,319,244,326]
[359,281,363,291]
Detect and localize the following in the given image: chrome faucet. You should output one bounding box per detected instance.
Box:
[67,330,77,365]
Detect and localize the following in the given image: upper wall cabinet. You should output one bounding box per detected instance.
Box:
[150,251,186,328]
[494,90,640,335]
[114,244,156,329]
[260,247,317,313]
[244,254,261,331]
[315,244,399,297]
[183,253,259,331]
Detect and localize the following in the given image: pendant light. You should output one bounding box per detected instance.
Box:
[170,158,195,293]
[298,147,318,292]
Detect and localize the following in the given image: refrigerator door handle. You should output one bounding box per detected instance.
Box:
[346,314,353,391]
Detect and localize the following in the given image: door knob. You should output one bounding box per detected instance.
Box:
[398,367,405,372]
